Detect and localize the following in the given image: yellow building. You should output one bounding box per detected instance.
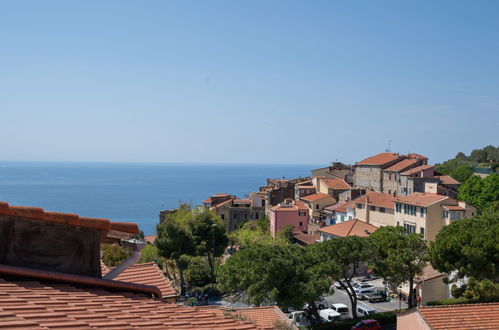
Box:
[353,191,396,227]
[394,192,476,242]
[300,193,336,221]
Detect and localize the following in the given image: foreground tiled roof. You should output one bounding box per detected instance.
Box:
[0,201,138,234]
[384,158,419,172]
[300,193,332,202]
[320,178,351,190]
[112,262,178,298]
[400,164,434,176]
[319,219,378,237]
[417,303,499,329]
[0,274,258,329]
[356,153,401,166]
[198,306,295,330]
[355,192,396,209]
[395,192,449,207]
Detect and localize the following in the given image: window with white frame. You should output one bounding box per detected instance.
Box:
[404,221,416,234]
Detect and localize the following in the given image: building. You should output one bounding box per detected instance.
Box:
[398,265,449,306]
[260,177,309,214]
[315,177,352,200]
[311,162,354,183]
[382,158,426,195]
[269,199,309,238]
[205,193,266,231]
[353,152,405,191]
[294,180,316,199]
[299,192,336,222]
[0,201,264,329]
[318,219,378,241]
[354,191,396,227]
[323,200,355,225]
[198,306,296,329]
[397,302,499,329]
[394,192,476,241]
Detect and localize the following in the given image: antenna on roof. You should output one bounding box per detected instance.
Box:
[385,140,392,152]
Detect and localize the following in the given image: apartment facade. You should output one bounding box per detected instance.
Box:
[353,152,405,191]
[269,199,309,237]
[394,193,476,241]
[354,191,396,227]
[299,192,336,221]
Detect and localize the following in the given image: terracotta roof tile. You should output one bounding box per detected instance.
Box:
[293,233,320,245]
[300,193,332,202]
[0,273,260,329]
[436,175,461,185]
[356,153,402,166]
[407,153,428,160]
[144,235,157,244]
[417,303,499,329]
[414,265,445,283]
[320,178,351,190]
[112,263,178,298]
[197,306,295,330]
[0,201,138,234]
[355,192,396,209]
[324,200,356,213]
[395,192,449,207]
[319,219,378,237]
[400,164,434,176]
[442,205,465,211]
[384,159,419,172]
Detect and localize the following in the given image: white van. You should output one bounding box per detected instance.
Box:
[319,308,342,323]
[331,303,349,319]
[356,303,377,317]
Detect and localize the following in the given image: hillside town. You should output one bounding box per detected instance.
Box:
[0,149,497,329]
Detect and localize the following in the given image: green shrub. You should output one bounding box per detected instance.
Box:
[427,296,499,306]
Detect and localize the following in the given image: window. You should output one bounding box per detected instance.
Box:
[357,204,364,209]
[420,207,425,217]
[442,211,449,218]
[404,222,416,234]
[404,204,408,214]
[379,207,385,213]
[299,211,306,216]
[412,205,416,216]
[420,227,425,235]
[233,213,238,220]
[299,221,303,227]
[316,204,320,209]
[255,213,260,220]
[396,221,400,226]
[450,211,462,220]
[244,214,248,220]
[388,190,391,195]
[370,206,375,211]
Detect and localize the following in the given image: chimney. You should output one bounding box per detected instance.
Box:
[0,201,138,278]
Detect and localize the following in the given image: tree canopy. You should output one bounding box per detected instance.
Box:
[217,243,331,322]
[429,211,499,301]
[458,174,499,214]
[429,211,499,282]
[310,236,374,318]
[369,226,428,309]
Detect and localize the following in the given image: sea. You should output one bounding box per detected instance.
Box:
[0,162,317,235]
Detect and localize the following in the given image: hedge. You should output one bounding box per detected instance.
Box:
[427,296,499,306]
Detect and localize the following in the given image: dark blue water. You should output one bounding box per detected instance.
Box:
[0,162,315,235]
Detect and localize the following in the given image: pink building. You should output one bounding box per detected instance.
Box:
[269,199,309,238]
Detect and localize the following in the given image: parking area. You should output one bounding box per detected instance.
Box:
[324,278,407,318]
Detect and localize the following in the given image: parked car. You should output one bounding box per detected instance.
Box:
[357,274,379,282]
[356,304,377,317]
[351,319,381,330]
[353,282,374,289]
[347,285,375,300]
[319,308,342,323]
[288,311,312,327]
[365,290,388,303]
[334,280,353,289]
[304,296,329,310]
[330,303,350,319]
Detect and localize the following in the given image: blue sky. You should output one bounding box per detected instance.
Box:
[1,0,498,165]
